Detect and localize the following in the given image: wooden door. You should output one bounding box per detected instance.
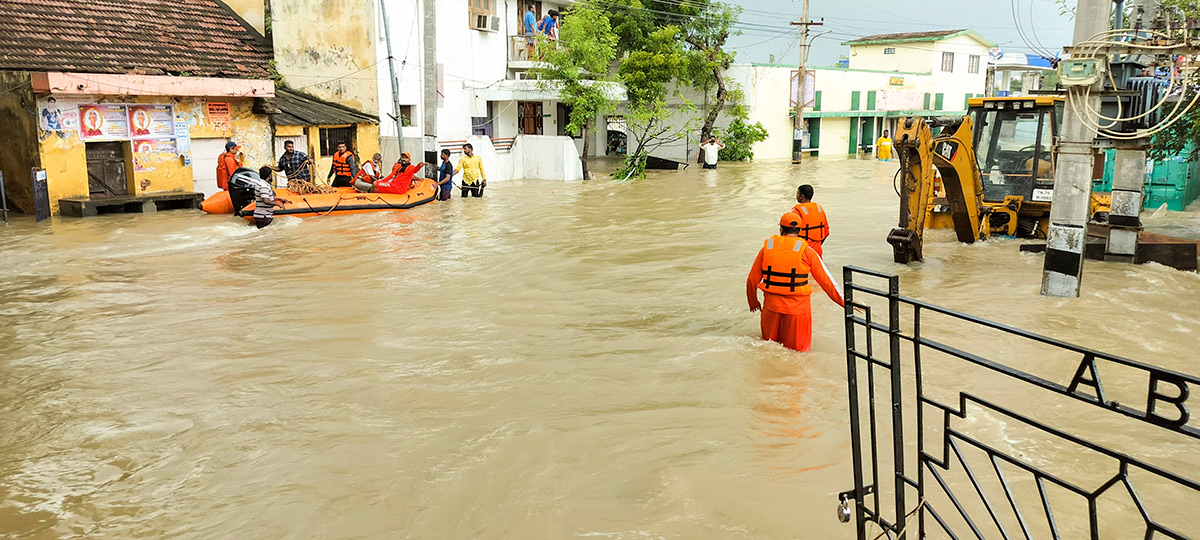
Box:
[85,142,128,197]
[519,101,543,135]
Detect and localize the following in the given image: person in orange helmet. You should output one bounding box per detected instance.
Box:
[747,211,846,352]
[791,184,830,256]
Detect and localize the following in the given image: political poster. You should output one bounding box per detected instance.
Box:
[128,105,174,138]
[37,96,87,131]
[133,138,176,154]
[79,104,130,141]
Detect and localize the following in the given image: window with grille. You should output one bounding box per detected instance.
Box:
[319,126,356,156]
[883,47,895,55]
[941,52,955,72]
[968,54,980,74]
[469,0,493,31]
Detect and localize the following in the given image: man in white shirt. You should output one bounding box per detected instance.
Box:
[700,137,725,169]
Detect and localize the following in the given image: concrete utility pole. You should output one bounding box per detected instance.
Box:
[790,0,821,164]
[423,0,437,178]
[380,0,404,158]
[1039,0,1111,297]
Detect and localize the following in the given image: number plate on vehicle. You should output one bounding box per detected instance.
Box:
[1031,188,1054,202]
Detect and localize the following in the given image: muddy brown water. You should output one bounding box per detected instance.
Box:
[1,158,1198,538]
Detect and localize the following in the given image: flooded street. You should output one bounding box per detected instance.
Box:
[1,158,1198,539]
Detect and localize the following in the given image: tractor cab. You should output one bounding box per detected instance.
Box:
[968,96,1063,206]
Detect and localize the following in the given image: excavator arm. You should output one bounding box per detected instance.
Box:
[887,116,987,263]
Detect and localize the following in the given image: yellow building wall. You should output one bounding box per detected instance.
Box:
[221,0,266,35]
[299,123,381,185]
[38,96,272,214]
[271,0,379,114]
[0,71,42,214]
[275,125,305,137]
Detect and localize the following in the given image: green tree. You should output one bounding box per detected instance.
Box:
[714,118,768,161]
[1149,0,1200,160]
[675,1,742,144]
[534,4,619,178]
[614,98,698,180]
[1009,76,1024,93]
[604,0,754,175]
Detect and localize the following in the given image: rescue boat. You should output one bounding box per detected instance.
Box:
[200,179,438,219]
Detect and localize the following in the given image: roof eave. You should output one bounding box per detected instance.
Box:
[841,29,996,48]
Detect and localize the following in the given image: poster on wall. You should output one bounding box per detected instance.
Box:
[788,70,817,108]
[36,96,89,131]
[876,91,925,111]
[207,102,231,129]
[174,119,191,156]
[79,104,130,140]
[128,105,174,138]
[133,138,176,154]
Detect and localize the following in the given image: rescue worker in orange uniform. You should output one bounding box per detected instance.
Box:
[791,184,830,256]
[747,211,845,352]
[216,141,241,191]
[326,142,359,188]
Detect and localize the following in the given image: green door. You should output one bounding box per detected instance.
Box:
[808,118,821,155]
[848,118,858,154]
[861,118,875,154]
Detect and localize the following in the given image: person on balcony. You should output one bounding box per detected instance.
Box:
[540,10,559,42]
[524,4,538,60]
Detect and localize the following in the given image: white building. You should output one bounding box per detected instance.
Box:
[719,29,994,161]
[376,0,618,180]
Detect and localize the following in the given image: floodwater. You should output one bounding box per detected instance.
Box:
[1,158,1198,539]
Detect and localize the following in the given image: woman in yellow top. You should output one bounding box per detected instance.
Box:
[876,130,893,161]
[453,142,487,198]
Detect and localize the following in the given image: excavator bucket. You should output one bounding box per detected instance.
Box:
[887,228,922,264]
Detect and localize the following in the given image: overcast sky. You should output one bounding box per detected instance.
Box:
[724,0,1077,66]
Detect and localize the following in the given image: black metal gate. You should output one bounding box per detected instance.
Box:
[85,141,128,197]
[840,266,1200,539]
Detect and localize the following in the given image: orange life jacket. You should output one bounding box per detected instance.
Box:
[792,202,829,243]
[757,235,812,296]
[332,150,353,177]
[354,161,378,183]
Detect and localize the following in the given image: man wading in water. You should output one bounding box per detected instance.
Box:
[746,211,846,351]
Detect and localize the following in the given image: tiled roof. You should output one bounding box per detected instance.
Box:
[273,87,377,126]
[0,0,272,78]
[845,30,967,44]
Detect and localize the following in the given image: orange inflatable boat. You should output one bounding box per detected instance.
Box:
[201,179,438,218]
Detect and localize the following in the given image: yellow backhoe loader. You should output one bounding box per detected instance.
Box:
[886,96,1111,263]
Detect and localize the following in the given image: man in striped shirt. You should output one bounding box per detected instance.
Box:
[236,167,290,229]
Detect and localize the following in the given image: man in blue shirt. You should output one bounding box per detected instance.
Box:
[539,10,559,42]
[437,149,453,200]
[523,4,537,59]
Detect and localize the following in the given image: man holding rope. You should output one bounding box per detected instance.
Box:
[272,140,313,183]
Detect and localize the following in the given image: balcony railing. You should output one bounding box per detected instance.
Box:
[508,35,560,64]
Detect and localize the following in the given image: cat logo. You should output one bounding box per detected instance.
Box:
[934,140,958,162]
